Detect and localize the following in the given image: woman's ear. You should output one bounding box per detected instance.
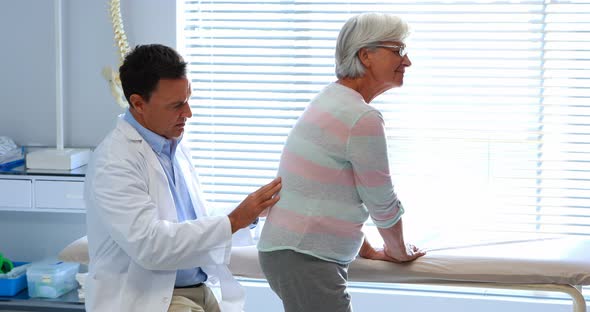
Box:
[357,47,372,68]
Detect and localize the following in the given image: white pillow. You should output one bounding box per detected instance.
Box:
[58,236,89,265]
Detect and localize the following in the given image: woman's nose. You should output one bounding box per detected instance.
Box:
[403,54,412,67]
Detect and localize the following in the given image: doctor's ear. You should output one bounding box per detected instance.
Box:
[129,94,145,112]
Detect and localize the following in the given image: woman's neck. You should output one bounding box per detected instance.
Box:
[336,77,382,104]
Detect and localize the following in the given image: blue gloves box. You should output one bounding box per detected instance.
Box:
[0,262,29,296]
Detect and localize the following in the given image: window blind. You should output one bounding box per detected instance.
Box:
[180,0,590,238]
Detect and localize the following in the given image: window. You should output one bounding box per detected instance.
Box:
[179,0,590,242]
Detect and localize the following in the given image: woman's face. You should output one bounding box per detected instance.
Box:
[367,41,412,89]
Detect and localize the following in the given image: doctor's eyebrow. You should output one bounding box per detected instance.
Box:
[170,100,186,108]
[169,91,192,108]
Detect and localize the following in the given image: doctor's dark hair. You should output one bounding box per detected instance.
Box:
[119,44,187,106]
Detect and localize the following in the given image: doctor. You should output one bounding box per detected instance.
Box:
[84,44,281,312]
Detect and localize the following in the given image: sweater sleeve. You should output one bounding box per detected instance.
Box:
[346,110,404,228]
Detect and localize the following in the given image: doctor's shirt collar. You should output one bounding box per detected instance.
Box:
[123,109,180,158]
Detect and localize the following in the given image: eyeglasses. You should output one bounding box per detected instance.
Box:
[374,44,407,58]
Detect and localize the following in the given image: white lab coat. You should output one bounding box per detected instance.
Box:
[84,117,245,312]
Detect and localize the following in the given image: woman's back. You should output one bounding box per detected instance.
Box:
[258,82,403,264]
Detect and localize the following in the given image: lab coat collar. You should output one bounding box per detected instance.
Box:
[116,114,143,141]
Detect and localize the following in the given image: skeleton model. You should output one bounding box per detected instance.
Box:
[103,0,130,108]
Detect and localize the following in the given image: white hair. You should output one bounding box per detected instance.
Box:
[335,13,410,79]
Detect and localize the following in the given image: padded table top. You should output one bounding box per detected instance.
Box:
[229,237,590,285]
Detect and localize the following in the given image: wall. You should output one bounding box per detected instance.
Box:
[0,211,87,262]
[0,0,57,147]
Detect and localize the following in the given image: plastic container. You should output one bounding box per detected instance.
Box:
[26,260,79,298]
[0,262,28,296]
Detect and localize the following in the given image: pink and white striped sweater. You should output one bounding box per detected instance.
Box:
[258,82,404,264]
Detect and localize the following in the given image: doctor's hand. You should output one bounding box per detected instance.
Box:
[228,177,281,233]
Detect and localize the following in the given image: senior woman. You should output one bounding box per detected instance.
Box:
[257,12,425,312]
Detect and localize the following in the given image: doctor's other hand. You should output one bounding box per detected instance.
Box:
[360,240,425,263]
[227,177,281,233]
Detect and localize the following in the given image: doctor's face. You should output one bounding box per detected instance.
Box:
[133,77,193,139]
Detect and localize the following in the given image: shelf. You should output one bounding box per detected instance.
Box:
[0,168,86,213]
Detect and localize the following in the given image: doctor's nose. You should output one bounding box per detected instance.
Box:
[182,102,193,118]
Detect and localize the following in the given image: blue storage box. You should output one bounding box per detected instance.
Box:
[0,262,29,296]
[26,260,79,298]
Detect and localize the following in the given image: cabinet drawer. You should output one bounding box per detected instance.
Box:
[35,180,85,210]
[0,179,32,208]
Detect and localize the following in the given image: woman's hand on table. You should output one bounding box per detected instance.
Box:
[359,238,425,263]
